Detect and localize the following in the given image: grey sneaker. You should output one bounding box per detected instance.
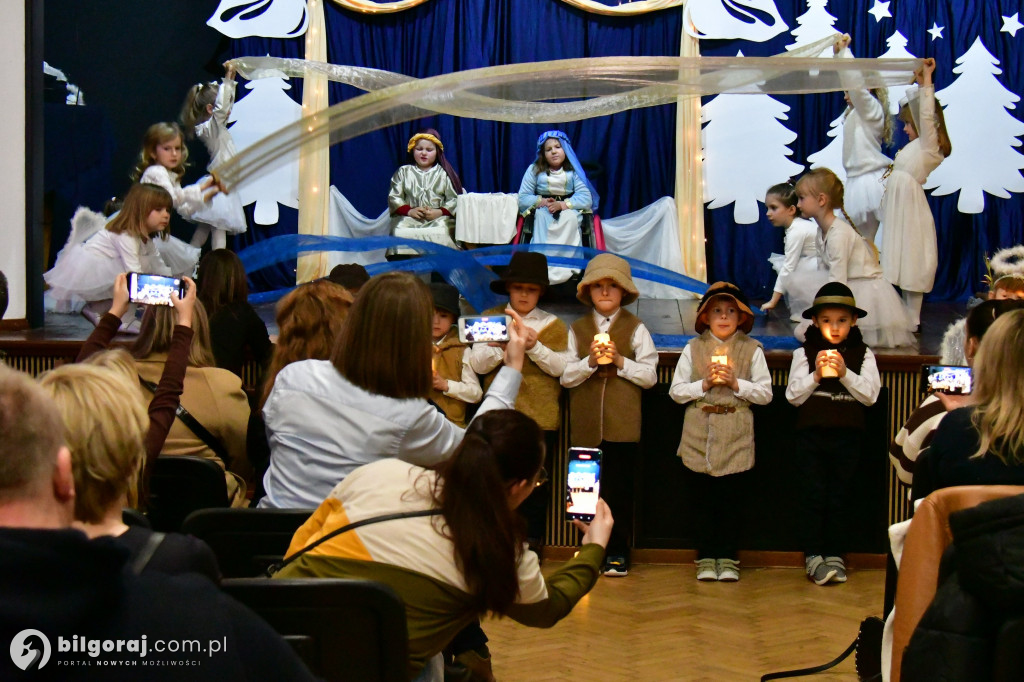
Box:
[695,557,717,581]
[806,555,837,586]
[716,558,740,582]
[824,556,847,583]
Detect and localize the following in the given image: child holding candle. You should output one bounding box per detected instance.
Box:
[785,282,880,586]
[669,282,773,582]
[429,283,482,427]
[561,254,658,576]
[470,252,569,545]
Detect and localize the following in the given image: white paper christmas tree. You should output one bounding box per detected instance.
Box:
[807,111,847,182]
[786,0,839,52]
[880,31,917,116]
[924,38,1024,213]
[228,76,303,225]
[702,79,804,224]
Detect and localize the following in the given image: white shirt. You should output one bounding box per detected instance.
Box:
[139,164,208,221]
[667,333,773,406]
[560,309,658,389]
[773,218,818,294]
[785,346,881,406]
[469,307,569,378]
[439,346,483,404]
[816,218,882,283]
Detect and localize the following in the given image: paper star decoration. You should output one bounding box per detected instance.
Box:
[1002,13,1023,37]
[928,23,944,41]
[868,0,892,22]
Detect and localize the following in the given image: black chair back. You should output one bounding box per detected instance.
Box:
[181,508,314,578]
[121,507,151,529]
[221,578,409,682]
[147,455,230,532]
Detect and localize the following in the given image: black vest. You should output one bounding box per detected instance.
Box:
[796,326,869,431]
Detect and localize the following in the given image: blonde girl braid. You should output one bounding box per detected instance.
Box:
[180,82,219,140]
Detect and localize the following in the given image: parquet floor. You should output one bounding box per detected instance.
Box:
[484,563,885,682]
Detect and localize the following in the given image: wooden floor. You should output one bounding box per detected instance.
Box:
[484,563,884,682]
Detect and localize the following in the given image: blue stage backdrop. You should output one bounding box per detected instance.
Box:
[231,0,1024,302]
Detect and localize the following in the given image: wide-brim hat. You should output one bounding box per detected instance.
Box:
[429,283,461,317]
[802,282,868,319]
[576,253,639,306]
[694,282,754,334]
[489,251,550,294]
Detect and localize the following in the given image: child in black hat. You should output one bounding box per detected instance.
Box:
[470,251,569,544]
[785,282,880,586]
[669,282,773,582]
[429,283,482,427]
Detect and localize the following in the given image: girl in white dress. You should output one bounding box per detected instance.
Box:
[44,183,184,322]
[878,59,951,330]
[833,34,893,246]
[795,168,915,348]
[761,182,827,322]
[179,63,248,250]
[132,122,218,268]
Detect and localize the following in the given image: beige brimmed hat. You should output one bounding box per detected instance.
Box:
[694,282,754,334]
[576,253,640,306]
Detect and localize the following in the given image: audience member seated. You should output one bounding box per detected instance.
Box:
[76,273,198,490]
[891,299,1024,486]
[132,300,251,506]
[913,309,1024,501]
[197,249,272,379]
[275,409,612,681]
[326,262,370,297]
[0,366,315,681]
[38,362,221,582]
[259,272,526,510]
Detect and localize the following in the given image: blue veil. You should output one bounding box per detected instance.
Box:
[535,130,600,212]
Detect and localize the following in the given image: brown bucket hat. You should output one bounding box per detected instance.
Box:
[576,253,640,306]
[694,282,754,334]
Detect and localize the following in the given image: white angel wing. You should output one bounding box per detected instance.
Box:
[207,0,308,39]
[684,0,788,42]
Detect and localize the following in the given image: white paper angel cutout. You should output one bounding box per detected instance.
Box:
[207,0,308,39]
[684,0,788,42]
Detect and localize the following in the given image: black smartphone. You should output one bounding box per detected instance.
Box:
[458,315,511,344]
[127,272,185,307]
[920,364,972,395]
[566,447,602,522]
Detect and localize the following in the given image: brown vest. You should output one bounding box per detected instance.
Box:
[481,305,568,431]
[677,331,762,476]
[430,330,469,427]
[569,310,643,447]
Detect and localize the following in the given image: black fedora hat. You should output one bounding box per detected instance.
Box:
[429,283,461,317]
[802,282,868,319]
[490,252,550,294]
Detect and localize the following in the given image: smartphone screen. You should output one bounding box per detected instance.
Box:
[920,364,972,395]
[127,272,183,307]
[566,447,602,522]
[458,315,510,344]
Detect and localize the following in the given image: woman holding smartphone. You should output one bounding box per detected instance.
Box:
[275,409,613,682]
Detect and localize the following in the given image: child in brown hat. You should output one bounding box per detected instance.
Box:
[470,251,569,544]
[561,253,658,577]
[669,282,773,582]
[429,282,482,427]
[786,282,879,586]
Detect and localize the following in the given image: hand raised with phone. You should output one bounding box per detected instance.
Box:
[572,499,614,548]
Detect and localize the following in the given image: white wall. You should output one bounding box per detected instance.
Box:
[0,9,26,321]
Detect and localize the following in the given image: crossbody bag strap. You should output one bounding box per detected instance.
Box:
[267,509,442,577]
[138,376,232,468]
[131,531,166,575]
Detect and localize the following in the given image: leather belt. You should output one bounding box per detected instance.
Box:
[701,405,737,414]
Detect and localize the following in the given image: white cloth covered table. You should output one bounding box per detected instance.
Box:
[455,192,518,245]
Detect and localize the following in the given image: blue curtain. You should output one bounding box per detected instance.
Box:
[233,0,1024,302]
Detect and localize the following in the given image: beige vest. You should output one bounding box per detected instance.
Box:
[677,331,762,476]
[429,330,469,427]
[481,305,567,431]
[569,310,643,446]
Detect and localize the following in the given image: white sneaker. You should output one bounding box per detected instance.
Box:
[716,558,740,582]
[695,557,717,581]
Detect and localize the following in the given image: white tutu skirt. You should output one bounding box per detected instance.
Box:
[847,276,916,348]
[44,244,128,312]
[157,237,202,278]
[191,175,247,234]
[768,254,828,321]
[844,168,887,243]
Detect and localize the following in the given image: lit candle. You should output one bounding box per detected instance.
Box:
[710,351,729,384]
[821,350,839,378]
[594,333,613,365]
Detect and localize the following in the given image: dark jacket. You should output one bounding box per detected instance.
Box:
[0,528,314,680]
[902,493,1024,681]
